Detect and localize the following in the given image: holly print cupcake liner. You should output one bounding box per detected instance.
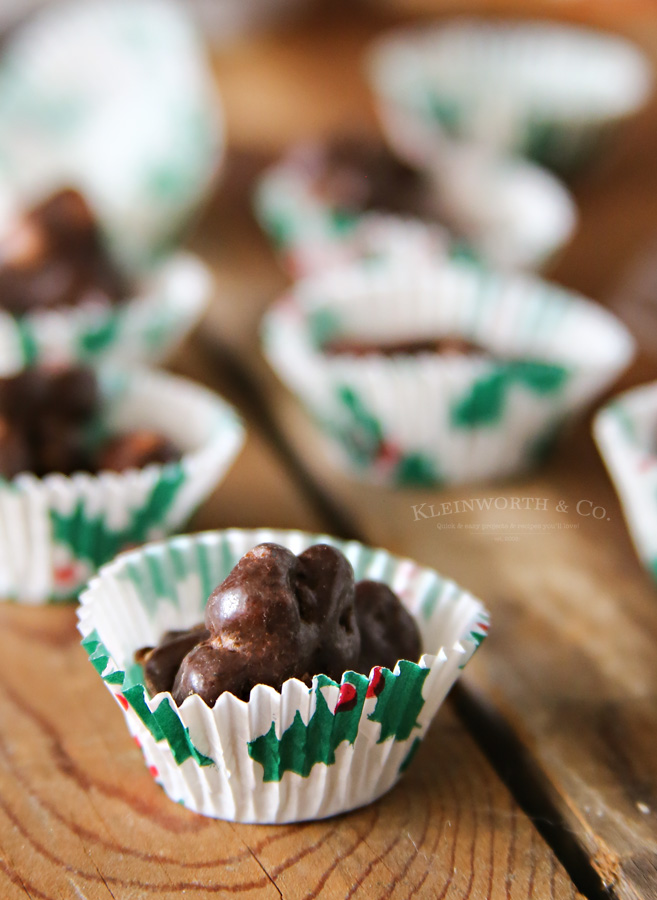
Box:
[366,19,653,175]
[254,142,575,275]
[0,0,223,271]
[0,367,244,603]
[262,257,635,487]
[0,252,212,376]
[77,527,489,823]
[594,382,657,584]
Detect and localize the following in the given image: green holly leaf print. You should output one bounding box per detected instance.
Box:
[510,361,568,394]
[248,665,428,782]
[451,370,509,427]
[82,630,214,768]
[451,362,569,429]
[425,93,461,136]
[395,452,442,488]
[51,464,185,569]
[336,385,384,466]
[79,313,120,356]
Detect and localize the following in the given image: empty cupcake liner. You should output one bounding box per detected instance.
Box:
[262,257,635,487]
[366,19,653,174]
[0,252,212,376]
[0,367,244,603]
[0,0,223,271]
[77,527,489,823]
[593,382,657,583]
[254,142,575,274]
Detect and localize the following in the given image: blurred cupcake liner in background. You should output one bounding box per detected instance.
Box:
[0,251,213,375]
[263,257,635,487]
[594,383,657,586]
[78,527,489,823]
[254,137,576,275]
[0,0,224,272]
[0,367,244,603]
[366,19,653,176]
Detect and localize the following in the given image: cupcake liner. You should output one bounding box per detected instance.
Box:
[0,0,223,271]
[262,257,635,487]
[0,367,244,603]
[77,527,489,823]
[593,383,657,582]
[0,251,212,376]
[366,19,653,174]
[254,142,575,275]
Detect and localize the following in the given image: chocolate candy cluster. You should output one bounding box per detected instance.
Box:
[138,542,422,706]
[311,137,431,219]
[322,336,488,358]
[0,365,180,479]
[0,189,129,317]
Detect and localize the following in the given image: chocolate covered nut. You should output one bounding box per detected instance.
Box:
[322,336,489,358]
[355,580,422,675]
[137,625,210,696]
[0,416,31,479]
[316,137,429,218]
[188,543,321,704]
[295,544,360,681]
[0,188,129,316]
[33,415,90,476]
[173,543,360,706]
[173,642,253,705]
[96,430,181,473]
[45,365,100,421]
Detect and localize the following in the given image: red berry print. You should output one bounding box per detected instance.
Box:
[366,667,385,698]
[334,682,358,713]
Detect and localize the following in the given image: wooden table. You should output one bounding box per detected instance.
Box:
[3,4,657,898]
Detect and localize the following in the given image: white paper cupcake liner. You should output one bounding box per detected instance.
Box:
[0,251,212,376]
[366,19,653,174]
[593,382,657,582]
[262,257,635,486]
[0,367,244,603]
[77,527,489,823]
[254,141,575,274]
[0,0,223,271]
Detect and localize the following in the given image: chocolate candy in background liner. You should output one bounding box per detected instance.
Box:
[0,365,100,478]
[311,136,431,219]
[96,430,180,473]
[355,580,422,676]
[322,335,490,359]
[0,415,32,479]
[0,188,129,316]
[0,365,182,479]
[172,542,361,706]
